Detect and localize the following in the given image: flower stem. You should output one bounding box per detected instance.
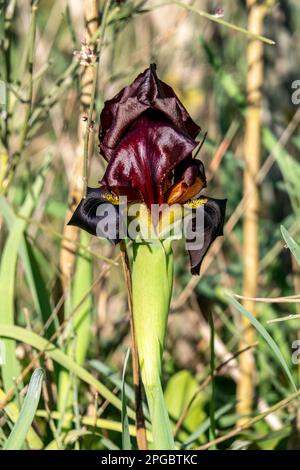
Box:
[120,241,148,450]
[131,240,175,450]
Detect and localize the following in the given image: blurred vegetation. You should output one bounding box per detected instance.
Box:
[0,0,300,450]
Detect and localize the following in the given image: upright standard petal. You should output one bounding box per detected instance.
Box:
[185,197,227,275]
[99,64,200,161]
[101,113,198,208]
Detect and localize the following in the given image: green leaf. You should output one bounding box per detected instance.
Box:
[208,312,216,446]
[72,230,93,365]
[281,225,300,266]
[165,370,206,437]
[0,196,54,337]
[0,387,43,449]
[121,348,131,450]
[263,129,300,216]
[0,162,49,392]
[183,402,234,449]
[23,239,54,337]
[45,429,120,450]
[57,230,93,420]
[89,360,150,422]
[0,324,135,420]
[90,359,135,402]
[35,408,147,440]
[226,295,298,393]
[4,369,44,450]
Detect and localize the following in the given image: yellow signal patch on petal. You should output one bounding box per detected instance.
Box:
[184,197,208,208]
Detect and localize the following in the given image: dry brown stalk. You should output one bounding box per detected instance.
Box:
[208,121,239,179]
[237,0,266,423]
[59,0,99,289]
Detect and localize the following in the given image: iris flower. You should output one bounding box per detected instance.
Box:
[69,64,226,275]
[68,64,226,450]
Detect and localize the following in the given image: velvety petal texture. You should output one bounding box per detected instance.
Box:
[186,197,227,275]
[68,64,227,276]
[167,158,207,205]
[67,187,120,244]
[101,112,198,207]
[99,63,200,161]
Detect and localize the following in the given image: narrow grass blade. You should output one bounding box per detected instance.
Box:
[0,324,135,419]
[0,162,49,392]
[89,359,150,421]
[183,402,234,449]
[121,348,131,450]
[90,359,135,402]
[23,239,54,336]
[145,381,175,449]
[35,409,151,441]
[58,231,93,424]
[208,312,216,448]
[45,430,120,450]
[226,295,297,392]
[263,129,300,216]
[0,387,43,449]
[0,197,54,336]
[4,368,44,450]
[281,225,300,266]
[72,231,93,364]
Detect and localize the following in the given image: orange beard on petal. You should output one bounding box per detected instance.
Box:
[166,176,205,205]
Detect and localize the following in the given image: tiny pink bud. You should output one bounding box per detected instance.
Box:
[214,6,224,18]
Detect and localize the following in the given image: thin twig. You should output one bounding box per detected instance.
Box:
[10,211,118,266]
[60,0,100,289]
[208,121,239,179]
[173,342,257,438]
[0,255,120,409]
[197,387,300,450]
[83,0,112,196]
[267,314,300,324]
[6,1,39,180]
[234,294,300,303]
[2,0,16,149]
[155,1,275,44]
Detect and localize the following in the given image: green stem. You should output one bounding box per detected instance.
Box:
[131,240,175,450]
[208,311,216,449]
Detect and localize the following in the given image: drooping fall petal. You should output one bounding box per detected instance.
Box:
[68,64,227,277]
[67,187,120,243]
[185,197,227,275]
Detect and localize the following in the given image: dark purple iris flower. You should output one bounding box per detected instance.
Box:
[68,64,226,274]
